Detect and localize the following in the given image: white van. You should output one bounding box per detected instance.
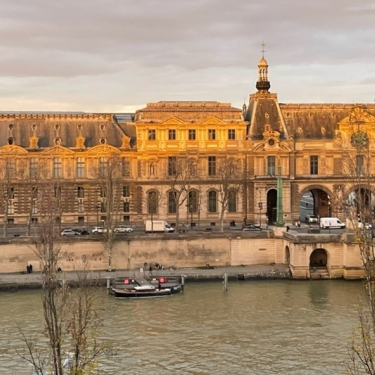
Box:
[320,217,346,229]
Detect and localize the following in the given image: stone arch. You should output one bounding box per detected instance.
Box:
[298,184,332,202]
[298,185,333,221]
[284,245,290,265]
[266,188,277,224]
[309,248,328,268]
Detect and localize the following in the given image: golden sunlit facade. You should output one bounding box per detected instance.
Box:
[1,58,375,229]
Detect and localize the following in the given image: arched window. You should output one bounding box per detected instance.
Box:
[168,191,177,214]
[188,190,198,213]
[208,190,217,213]
[228,190,237,212]
[148,191,158,214]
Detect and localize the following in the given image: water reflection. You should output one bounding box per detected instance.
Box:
[0,280,366,375]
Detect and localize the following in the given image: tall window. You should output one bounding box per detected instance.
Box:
[99,157,107,176]
[208,156,216,176]
[29,158,38,178]
[8,187,14,199]
[148,191,158,214]
[148,129,156,140]
[356,155,364,175]
[54,186,61,198]
[32,187,38,200]
[168,157,177,176]
[7,201,14,215]
[7,160,15,179]
[123,185,130,197]
[228,190,237,212]
[310,156,318,175]
[208,190,217,212]
[77,186,84,198]
[267,156,275,176]
[76,157,85,178]
[168,191,177,214]
[228,129,236,140]
[31,201,38,214]
[78,201,84,213]
[188,190,198,213]
[168,129,176,140]
[208,129,216,140]
[123,201,130,212]
[122,159,130,177]
[53,157,62,178]
[188,129,196,141]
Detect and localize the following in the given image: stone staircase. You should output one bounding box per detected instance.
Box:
[310,267,330,279]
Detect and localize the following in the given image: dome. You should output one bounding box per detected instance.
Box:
[258,57,268,66]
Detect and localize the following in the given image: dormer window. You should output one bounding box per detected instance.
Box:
[99,138,106,144]
[55,137,61,145]
[8,137,14,145]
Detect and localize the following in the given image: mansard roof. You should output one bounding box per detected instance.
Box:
[0,112,136,149]
[246,95,375,140]
[135,101,243,123]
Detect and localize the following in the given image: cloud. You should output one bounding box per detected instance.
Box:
[0,0,374,110]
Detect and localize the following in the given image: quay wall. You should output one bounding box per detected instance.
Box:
[0,232,365,279]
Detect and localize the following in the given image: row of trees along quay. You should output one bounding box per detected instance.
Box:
[345,116,375,374]
[13,172,112,374]
[149,155,243,231]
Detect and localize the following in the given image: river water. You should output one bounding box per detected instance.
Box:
[0,279,367,374]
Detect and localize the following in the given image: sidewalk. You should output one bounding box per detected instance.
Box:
[0,264,291,290]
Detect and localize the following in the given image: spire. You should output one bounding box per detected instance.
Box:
[256,42,271,92]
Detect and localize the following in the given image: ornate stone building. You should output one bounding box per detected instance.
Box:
[0,56,374,229]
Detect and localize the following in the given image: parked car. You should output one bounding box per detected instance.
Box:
[242,224,262,231]
[306,214,318,224]
[114,226,133,233]
[92,226,106,234]
[61,229,77,236]
[80,230,90,235]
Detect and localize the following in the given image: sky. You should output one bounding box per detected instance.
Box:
[0,0,375,113]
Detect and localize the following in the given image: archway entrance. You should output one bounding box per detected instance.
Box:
[285,246,290,265]
[310,248,327,268]
[267,189,277,224]
[300,188,331,223]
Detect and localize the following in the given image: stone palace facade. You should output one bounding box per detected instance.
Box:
[0,56,375,229]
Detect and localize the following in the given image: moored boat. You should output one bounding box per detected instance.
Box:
[112,284,172,298]
[110,276,182,298]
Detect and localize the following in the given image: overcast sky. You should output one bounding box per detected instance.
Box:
[0,0,374,113]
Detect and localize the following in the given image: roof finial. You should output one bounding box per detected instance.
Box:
[261,41,266,59]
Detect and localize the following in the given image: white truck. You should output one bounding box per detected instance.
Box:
[320,217,346,229]
[145,220,175,233]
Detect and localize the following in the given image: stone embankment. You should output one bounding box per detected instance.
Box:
[0,264,291,291]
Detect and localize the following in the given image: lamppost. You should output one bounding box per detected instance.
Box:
[258,201,263,228]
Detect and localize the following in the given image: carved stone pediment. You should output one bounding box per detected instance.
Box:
[42,145,74,155]
[0,144,28,155]
[336,106,375,148]
[87,144,120,155]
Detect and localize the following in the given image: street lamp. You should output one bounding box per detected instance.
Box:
[258,201,263,227]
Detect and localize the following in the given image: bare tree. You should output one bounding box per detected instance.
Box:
[0,156,16,238]
[166,156,195,230]
[96,154,123,271]
[215,157,242,232]
[17,178,109,375]
[342,117,375,374]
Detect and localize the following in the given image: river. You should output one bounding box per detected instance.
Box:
[0,279,367,374]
